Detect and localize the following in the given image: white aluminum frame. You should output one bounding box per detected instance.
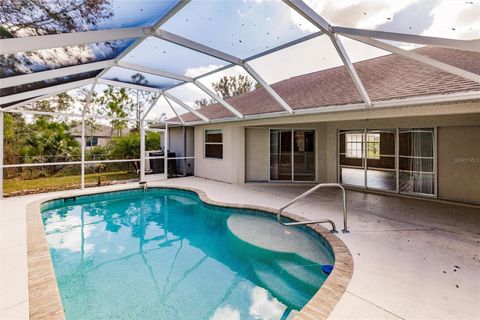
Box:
[1,0,479,198]
[337,127,438,198]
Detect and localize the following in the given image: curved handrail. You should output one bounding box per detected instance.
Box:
[277,183,348,233]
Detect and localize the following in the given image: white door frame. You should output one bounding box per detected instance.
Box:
[141,125,169,182]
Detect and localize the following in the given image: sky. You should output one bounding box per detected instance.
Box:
[14,0,480,120]
[144,0,480,119]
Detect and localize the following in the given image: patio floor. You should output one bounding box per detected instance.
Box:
[1,177,479,319]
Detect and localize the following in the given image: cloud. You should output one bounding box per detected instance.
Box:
[290,0,413,33]
[210,305,240,320]
[425,1,480,40]
[376,1,438,34]
[249,287,287,320]
[184,64,224,78]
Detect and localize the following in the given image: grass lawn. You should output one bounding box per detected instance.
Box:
[3,171,138,196]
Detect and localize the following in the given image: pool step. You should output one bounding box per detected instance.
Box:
[274,259,327,295]
[226,214,329,264]
[251,261,311,311]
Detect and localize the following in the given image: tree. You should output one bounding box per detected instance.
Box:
[0,0,112,38]
[193,98,215,108]
[2,113,26,168]
[28,92,74,115]
[20,118,80,174]
[128,73,158,129]
[0,0,113,77]
[212,75,255,100]
[95,86,135,137]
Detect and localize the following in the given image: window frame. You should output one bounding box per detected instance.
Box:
[86,136,98,147]
[345,133,380,160]
[204,129,223,159]
[337,127,437,198]
[345,133,364,159]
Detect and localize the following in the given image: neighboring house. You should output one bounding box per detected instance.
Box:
[167,47,480,205]
[69,125,130,149]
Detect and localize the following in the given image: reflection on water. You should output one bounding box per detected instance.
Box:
[42,189,333,320]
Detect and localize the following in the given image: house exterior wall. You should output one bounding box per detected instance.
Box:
[194,125,245,184]
[323,114,480,204]
[245,128,268,182]
[193,101,480,204]
[437,126,480,203]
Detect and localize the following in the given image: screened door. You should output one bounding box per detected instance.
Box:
[270,129,315,182]
[143,128,167,181]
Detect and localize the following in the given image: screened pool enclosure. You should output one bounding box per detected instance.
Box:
[1,0,479,197]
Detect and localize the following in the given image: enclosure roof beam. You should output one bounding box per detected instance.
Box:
[4,108,139,122]
[0,27,150,55]
[141,94,163,121]
[96,78,164,93]
[1,60,116,88]
[154,29,294,114]
[163,95,185,124]
[95,1,190,81]
[2,92,59,111]
[117,61,193,82]
[193,80,244,119]
[284,0,371,107]
[112,61,244,118]
[152,0,191,30]
[331,34,372,106]
[242,62,294,113]
[348,35,480,84]
[244,31,324,62]
[333,27,480,53]
[163,92,209,122]
[282,0,332,34]
[155,29,243,65]
[0,78,94,105]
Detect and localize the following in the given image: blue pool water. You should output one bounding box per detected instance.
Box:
[41,188,334,320]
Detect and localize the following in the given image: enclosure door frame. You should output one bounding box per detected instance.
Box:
[141,125,168,182]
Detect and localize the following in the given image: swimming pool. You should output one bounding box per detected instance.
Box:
[40,188,335,319]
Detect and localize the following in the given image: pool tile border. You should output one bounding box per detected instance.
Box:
[26,185,353,320]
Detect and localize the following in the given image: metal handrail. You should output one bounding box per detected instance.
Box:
[277,183,349,233]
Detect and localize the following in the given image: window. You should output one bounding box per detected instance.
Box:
[366,133,380,159]
[346,133,380,159]
[346,133,363,158]
[86,137,98,147]
[205,129,223,159]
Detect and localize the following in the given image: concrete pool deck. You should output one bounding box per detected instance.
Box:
[1,177,479,319]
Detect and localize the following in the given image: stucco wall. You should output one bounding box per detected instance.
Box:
[244,123,328,182]
[438,126,480,204]
[245,128,269,181]
[194,125,245,184]
[193,101,480,203]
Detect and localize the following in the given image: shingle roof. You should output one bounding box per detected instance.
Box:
[171,47,480,123]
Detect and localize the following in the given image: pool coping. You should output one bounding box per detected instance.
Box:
[26,185,354,320]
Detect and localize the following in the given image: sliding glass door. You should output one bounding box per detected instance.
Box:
[339,128,436,197]
[399,128,435,195]
[270,129,315,182]
[366,129,396,191]
[339,130,365,187]
[270,130,292,181]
